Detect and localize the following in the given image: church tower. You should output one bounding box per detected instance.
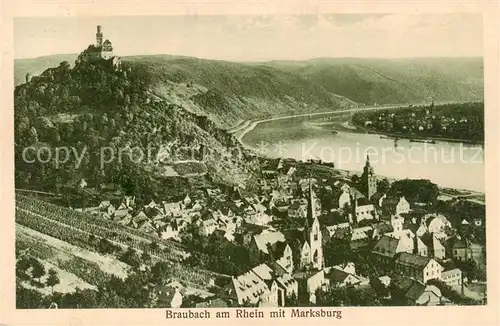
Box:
[361,155,377,200]
[305,181,323,270]
[96,25,103,47]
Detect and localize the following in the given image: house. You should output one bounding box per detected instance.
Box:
[322,221,350,240]
[137,220,156,234]
[161,220,180,240]
[144,200,158,210]
[124,196,135,208]
[372,234,413,262]
[287,202,307,219]
[331,262,356,275]
[183,194,192,207]
[248,230,286,264]
[378,275,391,287]
[386,228,416,240]
[163,201,183,217]
[338,191,351,209]
[421,233,446,259]
[395,197,410,216]
[293,269,327,303]
[326,268,360,287]
[244,212,273,226]
[195,298,228,308]
[199,218,218,236]
[155,285,183,308]
[391,215,404,233]
[335,183,366,209]
[371,221,393,240]
[252,263,298,307]
[131,211,148,228]
[116,213,132,226]
[394,253,443,284]
[371,192,387,208]
[413,236,429,257]
[440,260,462,287]
[425,214,452,234]
[234,223,268,247]
[446,236,472,261]
[221,268,279,307]
[352,204,377,223]
[271,242,294,274]
[349,226,372,250]
[392,277,442,306]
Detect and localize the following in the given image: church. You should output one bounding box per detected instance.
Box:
[286,181,324,271]
[360,155,377,200]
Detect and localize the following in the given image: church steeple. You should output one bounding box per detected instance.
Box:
[306,179,315,224]
[362,154,377,200]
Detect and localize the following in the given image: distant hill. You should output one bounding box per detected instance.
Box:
[268,57,484,105]
[15,54,483,127]
[15,54,78,85]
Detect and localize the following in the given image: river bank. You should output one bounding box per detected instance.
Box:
[350,121,484,146]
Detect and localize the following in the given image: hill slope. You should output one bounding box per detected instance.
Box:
[15,55,483,128]
[14,51,259,202]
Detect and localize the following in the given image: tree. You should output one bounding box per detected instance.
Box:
[141,251,151,262]
[150,261,171,284]
[377,178,390,193]
[16,257,32,279]
[285,293,299,307]
[31,260,46,283]
[46,268,60,293]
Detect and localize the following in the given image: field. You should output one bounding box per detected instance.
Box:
[17,224,130,281]
[15,194,229,292]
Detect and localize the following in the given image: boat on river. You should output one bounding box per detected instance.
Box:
[380,135,400,140]
[409,139,437,144]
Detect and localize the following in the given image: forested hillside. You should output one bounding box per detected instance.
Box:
[16,55,484,128]
[14,50,259,202]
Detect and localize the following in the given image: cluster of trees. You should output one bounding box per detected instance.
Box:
[16,260,172,309]
[388,179,439,204]
[315,285,381,307]
[352,102,484,142]
[16,256,60,292]
[427,279,484,305]
[184,231,253,276]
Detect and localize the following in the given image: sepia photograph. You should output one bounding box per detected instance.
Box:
[3,4,498,323]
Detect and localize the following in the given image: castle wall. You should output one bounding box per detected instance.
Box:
[101,51,113,60]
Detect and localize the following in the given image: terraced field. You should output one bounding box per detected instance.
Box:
[15,194,230,291]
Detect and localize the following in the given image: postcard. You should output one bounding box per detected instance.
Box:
[1,0,499,325]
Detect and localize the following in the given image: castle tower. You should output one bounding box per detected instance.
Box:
[96,25,103,47]
[305,181,323,270]
[361,155,377,200]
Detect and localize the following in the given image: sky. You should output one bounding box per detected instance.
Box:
[14,14,483,61]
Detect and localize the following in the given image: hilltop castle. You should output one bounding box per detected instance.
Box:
[80,25,122,70]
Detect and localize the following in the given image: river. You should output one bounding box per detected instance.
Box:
[240,112,485,192]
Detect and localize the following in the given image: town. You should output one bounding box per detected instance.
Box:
[14,25,487,310]
[17,154,486,308]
